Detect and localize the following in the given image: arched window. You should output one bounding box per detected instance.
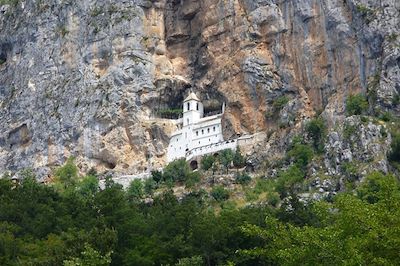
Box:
[207,128,210,133]
[187,102,190,110]
[196,131,199,136]
[201,129,204,135]
[196,103,199,110]
[213,126,216,132]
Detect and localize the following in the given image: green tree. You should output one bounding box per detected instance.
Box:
[176,255,203,266]
[201,155,215,171]
[346,93,368,115]
[240,172,400,265]
[54,157,79,190]
[127,179,144,201]
[144,178,157,196]
[233,147,246,168]
[63,243,112,266]
[305,118,326,152]
[211,186,230,202]
[219,149,234,173]
[163,159,191,183]
[275,165,304,198]
[388,132,400,166]
[287,142,313,169]
[77,175,99,199]
[235,172,251,185]
[185,172,201,189]
[151,170,163,183]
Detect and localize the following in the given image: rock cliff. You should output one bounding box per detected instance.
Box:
[0,0,398,177]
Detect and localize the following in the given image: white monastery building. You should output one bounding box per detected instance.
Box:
[167,92,238,162]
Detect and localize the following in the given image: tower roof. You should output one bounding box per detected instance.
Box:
[184,92,200,102]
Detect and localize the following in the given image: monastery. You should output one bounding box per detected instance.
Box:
[167,92,238,163]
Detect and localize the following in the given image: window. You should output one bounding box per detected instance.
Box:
[202,129,204,135]
[196,131,199,136]
[213,126,216,131]
[187,102,190,110]
[207,128,210,133]
[196,103,199,110]
[209,138,211,142]
[187,118,189,125]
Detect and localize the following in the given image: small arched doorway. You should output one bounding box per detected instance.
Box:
[190,160,198,170]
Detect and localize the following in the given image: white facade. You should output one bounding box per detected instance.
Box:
[167,92,233,162]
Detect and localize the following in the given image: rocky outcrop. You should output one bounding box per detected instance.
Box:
[0,0,398,177]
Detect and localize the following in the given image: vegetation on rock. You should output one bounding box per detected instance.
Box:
[346,93,369,116]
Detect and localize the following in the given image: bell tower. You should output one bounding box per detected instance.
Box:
[182,92,203,126]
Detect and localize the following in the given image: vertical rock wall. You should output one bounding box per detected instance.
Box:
[0,0,398,177]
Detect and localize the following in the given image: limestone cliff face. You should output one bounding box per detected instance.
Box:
[0,0,398,177]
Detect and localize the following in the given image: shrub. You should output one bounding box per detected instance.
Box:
[275,165,304,198]
[379,111,392,122]
[127,179,144,201]
[151,170,163,183]
[392,94,400,106]
[305,118,326,152]
[54,157,78,189]
[144,178,157,195]
[388,132,400,165]
[346,93,368,116]
[77,175,99,198]
[176,256,203,266]
[287,143,314,169]
[184,172,201,189]
[211,185,230,202]
[267,192,280,207]
[343,123,357,139]
[342,162,359,183]
[219,149,234,173]
[163,159,191,183]
[158,108,183,119]
[357,172,399,204]
[233,147,246,168]
[273,96,289,112]
[201,155,215,171]
[235,172,251,185]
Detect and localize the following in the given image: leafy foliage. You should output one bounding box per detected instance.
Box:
[240,172,400,265]
[127,179,144,201]
[275,165,304,198]
[211,186,230,202]
[63,243,112,266]
[201,155,215,171]
[272,96,289,111]
[305,117,326,152]
[388,132,400,166]
[287,142,314,169]
[1,157,399,266]
[235,172,251,185]
[158,108,183,119]
[346,93,369,116]
[151,170,163,183]
[233,147,246,168]
[163,159,191,183]
[219,149,234,173]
